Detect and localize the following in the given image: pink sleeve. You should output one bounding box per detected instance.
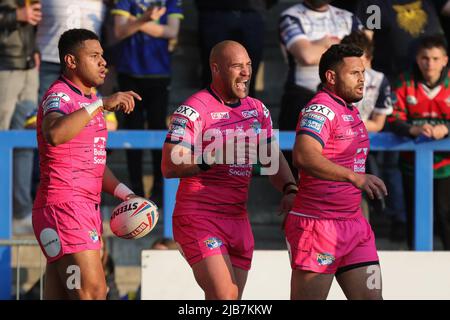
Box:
[296,105,336,147]
[165,104,202,150]
[41,92,74,116]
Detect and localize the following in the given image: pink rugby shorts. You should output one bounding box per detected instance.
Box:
[284,213,379,274]
[173,214,254,271]
[32,202,103,263]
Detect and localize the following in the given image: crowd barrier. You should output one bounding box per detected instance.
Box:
[0,130,445,299]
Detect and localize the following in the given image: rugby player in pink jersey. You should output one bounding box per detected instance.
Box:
[33,29,141,300]
[286,44,387,300]
[162,41,297,300]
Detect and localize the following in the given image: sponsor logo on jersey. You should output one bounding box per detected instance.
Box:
[242,109,258,118]
[174,105,199,121]
[317,253,335,266]
[169,117,187,137]
[211,112,230,120]
[303,104,335,120]
[300,113,326,133]
[42,92,71,113]
[342,115,354,122]
[93,137,106,165]
[353,148,368,173]
[204,237,223,250]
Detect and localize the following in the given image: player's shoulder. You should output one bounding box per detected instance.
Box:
[41,80,73,109]
[172,89,213,121]
[302,91,341,121]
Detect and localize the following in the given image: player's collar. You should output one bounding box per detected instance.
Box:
[320,86,354,110]
[207,86,241,108]
[59,76,93,99]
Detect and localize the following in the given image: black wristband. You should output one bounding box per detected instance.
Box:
[282,182,297,193]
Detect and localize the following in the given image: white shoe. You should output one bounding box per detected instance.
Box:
[13,214,34,235]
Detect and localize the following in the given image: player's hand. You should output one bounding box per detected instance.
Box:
[141,5,166,22]
[352,173,387,200]
[278,192,296,230]
[432,124,449,140]
[125,194,140,200]
[102,91,142,114]
[16,3,42,26]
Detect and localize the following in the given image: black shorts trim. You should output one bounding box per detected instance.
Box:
[335,261,379,276]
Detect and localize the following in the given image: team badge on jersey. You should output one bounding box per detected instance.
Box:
[204,237,223,250]
[169,117,187,137]
[89,230,99,243]
[242,110,258,119]
[251,120,262,134]
[317,253,335,266]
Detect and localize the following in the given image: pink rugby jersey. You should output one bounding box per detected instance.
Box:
[166,87,274,217]
[34,76,107,207]
[292,88,369,219]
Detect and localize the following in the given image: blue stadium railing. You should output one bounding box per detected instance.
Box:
[0,130,446,299]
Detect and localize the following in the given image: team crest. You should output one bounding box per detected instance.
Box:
[204,237,223,250]
[317,253,335,266]
[89,230,99,243]
[251,120,262,134]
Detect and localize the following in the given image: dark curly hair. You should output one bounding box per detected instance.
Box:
[319,44,364,84]
[341,31,374,60]
[58,28,99,71]
[416,34,448,53]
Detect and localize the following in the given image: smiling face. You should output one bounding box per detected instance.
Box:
[327,56,365,103]
[210,42,252,104]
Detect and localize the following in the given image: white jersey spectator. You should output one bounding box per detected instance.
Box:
[341,31,392,132]
[37,0,105,64]
[36,0,106,101]
[356,68,393,122]
[279,1,363,91]
[278,0,364,180]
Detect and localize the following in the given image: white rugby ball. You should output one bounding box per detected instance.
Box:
[110,197,159,240]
